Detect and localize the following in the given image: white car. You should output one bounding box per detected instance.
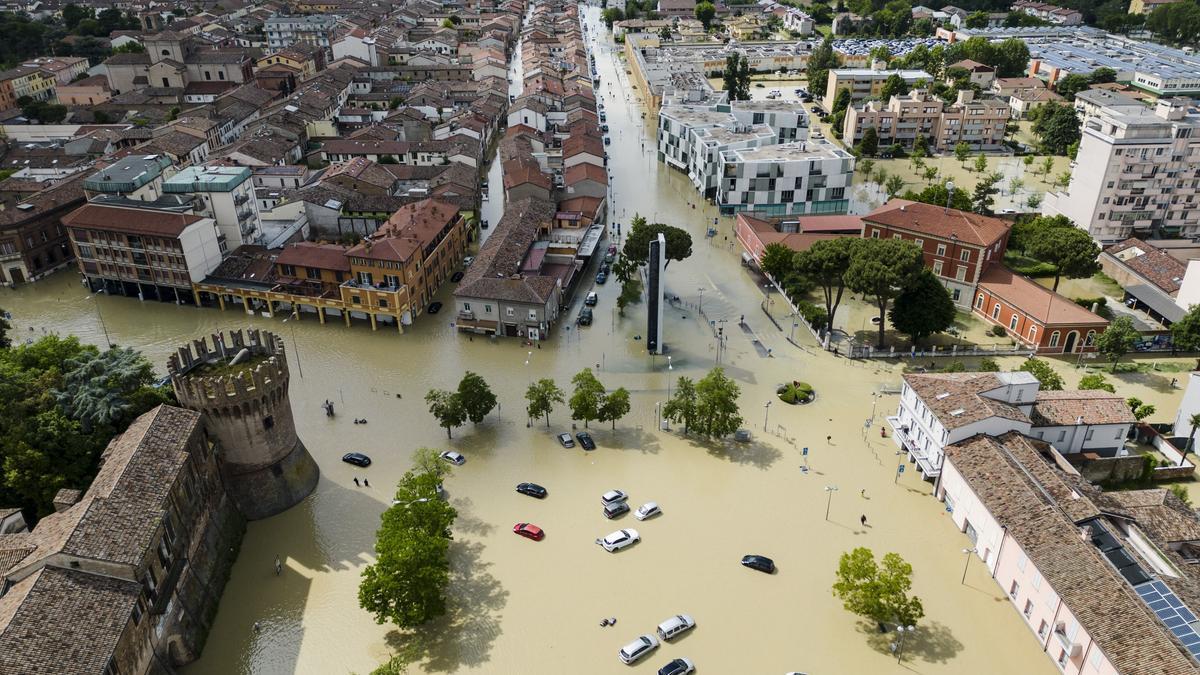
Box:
[601,489,628,505]
[439,451,465,465]
[656,614,695,641]
[597,528,640,552]
[634,502,660,520]
[617,634,659,664]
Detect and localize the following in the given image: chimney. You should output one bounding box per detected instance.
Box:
[53,488,82,513]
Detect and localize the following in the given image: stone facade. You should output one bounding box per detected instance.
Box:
[168,329,320,520]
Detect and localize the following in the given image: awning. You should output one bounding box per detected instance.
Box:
[1126,283,1185,324]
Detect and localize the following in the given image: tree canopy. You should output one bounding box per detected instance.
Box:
[832,547,925,627]
[456,371,496,424]
[424,389,466,438]
[622,215,693,267]
[1019,357,1063,390]
[525,378,565,427]
[1025,226,1100,292]
[695,1,716,28]
[1031,102,1081,156]
[663,376,699,433]
[846,239,925,348]
[569,368,606,428]
[722,52,751,101]
[797,237,855,332]
[1096,315,1140,372]
[806,36,841,99]
[889,270,957,346]
[693,368,743,437]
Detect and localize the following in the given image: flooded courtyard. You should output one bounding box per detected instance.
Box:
[0,9,1065,675]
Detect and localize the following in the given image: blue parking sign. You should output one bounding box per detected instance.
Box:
[898,465,905,474]
[802,447,808,456]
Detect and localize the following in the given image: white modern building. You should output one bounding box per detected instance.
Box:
[265,15,339,53]
[889,371,1135,480]
[717,138,854,216]
[1046,98,1200,244]
[163,165,262,250]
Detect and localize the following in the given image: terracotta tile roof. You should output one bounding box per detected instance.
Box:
[1097,489,1200,544]
[864,199,1009,247]
[563,161,606,186]
[946,432,1199,675]
[63,203,206,237]
[902,372,1031,430]
[0,567,141,675]
[1105,238,1187,295]
[561,133,603,159]
[978,266,1109,326]
[347,198,460,263]
[1030,390,1136,427]
[276,242,351,272]
[455,197,559,304]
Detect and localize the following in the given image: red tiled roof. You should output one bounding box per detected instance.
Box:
[1104,238,1187,295]
[978,266,1109,326]
[864,199,1009,247]
[62,204,205,237]
[275,242,350,271]
[563,162,606,186]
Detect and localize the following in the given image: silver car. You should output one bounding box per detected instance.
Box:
[656,614,695,641]
[617,634,658,664]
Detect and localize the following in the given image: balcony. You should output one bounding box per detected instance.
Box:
[341,278,404,293]
[458,309,475,321]
[887,416,941,477]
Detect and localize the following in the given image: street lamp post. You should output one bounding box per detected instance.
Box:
[88,290,113,349]
[961,547,976,585]
[282,312,305,378]
[824,485,838,521]
[655,401,662,430]
[895,450,905,484]
[944,180,955,214]
[894,625,916,663]
[667,355,673,399]
[698,287,705,313]
[763,400,772,431]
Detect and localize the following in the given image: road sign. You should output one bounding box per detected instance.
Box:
[802,447,808,456]
[898,465,906,474]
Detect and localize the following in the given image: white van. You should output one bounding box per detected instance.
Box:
[656,614,696,641]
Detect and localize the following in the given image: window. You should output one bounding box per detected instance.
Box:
[280,264,296,276]
[1116,427,1125,439]
[528,309,537,321]
[379,299,388,308]
[893,234,902,240]
[933,260,943,276]
[960,249,970,262]
[484,305,492,313]
[936,243,947,256]
[955,266,967,281]
[506,307,515,318]
[1017,553,1027,571]
[351,296,361,304]
[358,271,373,286]
[1057,430,1066,442]
[1023,600,1033,618]
[1085,428,1094,441]
[1031,572,1042,590]
[1009,314,1019,330]
[975,294,984,309]
[1057,650,1068,667]
[952,288,961,301]
[1049,331,1060,347]
[1038,620,1049,639]
[871,229,880,238]
[992,303,1001,319]
[306,267,321,280]
[463,302,471,311]
[1084,330,1096,346]
[1009,580,1019,599]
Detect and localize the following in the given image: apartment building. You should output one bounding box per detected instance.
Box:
[861,200,1010,307]
[0,65,57,111]
[1047,98,1200,244]
[845,90,1007,153]
[822,67,931,110]
[935,93,1010,153]
[64,203,224,301]
[265,15,339,53]
[716,138,855,216]
[163,165,263,250]
[82,155,176,202]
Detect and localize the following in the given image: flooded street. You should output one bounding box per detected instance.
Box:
[0,9,1058,675]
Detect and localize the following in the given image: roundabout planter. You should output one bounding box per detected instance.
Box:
[777,381,815,405]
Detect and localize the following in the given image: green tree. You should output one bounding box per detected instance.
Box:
[846,239,925,348]
[424,389,466,438]
[831,87,852,115]
[857,158,875,179]
[663,376,698,433]
[1054,73,1092,101]
[1040,156,1055,178]
[1170,304,1200,360]
[1019,357,1064,390]
[954,141,971,166]
[972,171,1003,215]
[695,1,716,28]
[901,183,973,211]
[598,387,631,430]
[601,7,624,26]
[1026,193,1044,209]
[832,547,925,627]
[796,237,855,336]
[878,73,908,102]
[912,134,929,159]
[723,52,751,101]
[617,275,643,316]
[972,152,988,174]
[569,368,606,428]
[1146,1,1200,44]
[525,378,565,427]
[964,10,989,28]
[859,125,879,157]
[0,308,9,349]
[622,215,693,267]
[1096,315,1140,372]
[62,4,93,29]
[807,35,841,100]
[1032,103,1081,156]
[55,346,157,431]
[1182,412,1200,466]
[694,368,743,437]
[760,242,797,282]
[1078,373,1116,393]
[979,357,1000,372]
[411,446,451,480]
[889,270,956,346]
[358,470,457,628]
[456,371,496,424]
[1025,227,1100,292]
[1127,397,1157,422]
[884,174,904,200]
[922,166,939,184]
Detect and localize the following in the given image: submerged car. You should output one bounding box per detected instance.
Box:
[585,291,599,306]
[656,614,695,641]
[557,432,576,448]
[634,502,660,520]
[597,528,640,552]
[578,308,593,325]
[741,554,776,573]
[604,501,630,519]
[576,431,596,450]
[439,450,466,465]
[516,482,547,498]
[513,522,545,541]
[601,490,628,505]
[341,452,371,467]
[618,634,659,664]
[658,658,695,675]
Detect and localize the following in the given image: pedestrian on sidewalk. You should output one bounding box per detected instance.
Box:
[364,479,370,487]
[274,556,282,576]
[860,514,868,527]
[860,489,866,498]
[353,477,360,487]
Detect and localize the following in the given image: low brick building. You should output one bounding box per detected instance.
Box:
[973,265,1109,354]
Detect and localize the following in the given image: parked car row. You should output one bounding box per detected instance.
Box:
[616,613,696,667]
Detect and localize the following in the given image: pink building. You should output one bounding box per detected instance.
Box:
[937,431,1200,675]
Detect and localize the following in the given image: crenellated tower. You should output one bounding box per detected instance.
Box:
[168,329,319,520]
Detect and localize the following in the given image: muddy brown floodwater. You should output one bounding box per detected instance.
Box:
[0,9,1058,675]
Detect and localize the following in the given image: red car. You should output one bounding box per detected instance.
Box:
[513,523,545,541]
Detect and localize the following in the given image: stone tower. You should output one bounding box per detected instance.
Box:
[168,329,319,520]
